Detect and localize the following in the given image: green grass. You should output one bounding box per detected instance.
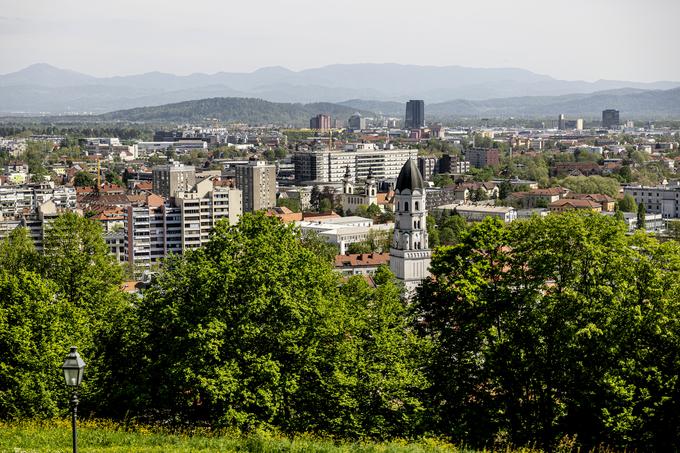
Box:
[0,420,527,453]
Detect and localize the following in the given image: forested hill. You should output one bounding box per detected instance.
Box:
[97,97,373,125]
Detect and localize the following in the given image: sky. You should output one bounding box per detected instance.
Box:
[1,0,679,82]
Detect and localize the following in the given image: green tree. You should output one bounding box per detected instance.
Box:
[559,175,621,197]
[319,197,332,212]
[74,171,95,187]
[277,197,301,213]
[327,268,430,438]
[135,213,344,428]
[413,213,680,450]
[618,193,637,212]
[0,269,70,418]
[637,202,646,230]
[0,227,39,273]
[498,180,512,200]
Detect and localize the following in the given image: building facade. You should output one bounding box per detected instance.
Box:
[602,109,620,129]
[405,100,425,129]
[152,163,196,198]
[466,148,500,168]
[624,183,680,219]
[310,114,331,131]
[293,147,418,184]
[235,160,276,212]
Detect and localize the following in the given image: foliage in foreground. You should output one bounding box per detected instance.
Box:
[2,211,680,452]
[415,213,680,451]
[0,419,483,453]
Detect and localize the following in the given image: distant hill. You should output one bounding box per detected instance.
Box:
[426,87,680,119]
[97,97,373,126]
[2,63,679,114]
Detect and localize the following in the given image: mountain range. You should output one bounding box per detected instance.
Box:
[1,63,679,117]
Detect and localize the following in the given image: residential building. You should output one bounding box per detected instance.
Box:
[433,204,517,223]
[568,193,616,212]
[310,114,331,131]
[335,252,390,276]
[509,187,568,208]
[124,180,242,267]
[603,211,665,234]
[548,199,602,212]
[624,183,680,218]
[389,158,431,294]
[152,163,196,198]
[438,154,470,174]
[293,147,418,184]
[235,160,276,212]
[417,156,438,181]
[466,148,500,168]
[0,183,76,217]
[405,100,425,129]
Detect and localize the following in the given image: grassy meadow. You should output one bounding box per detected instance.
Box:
[0,419,532,453]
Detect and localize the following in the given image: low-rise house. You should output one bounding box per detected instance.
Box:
[433,203,517,223]
[549,198,602,213]
[265,206,303,223]
[334,252,390,276]
[509,187,568,208]
[550,162,602,177]
[567,193,616,212]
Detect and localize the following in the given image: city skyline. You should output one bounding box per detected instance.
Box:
[1,0,679,82]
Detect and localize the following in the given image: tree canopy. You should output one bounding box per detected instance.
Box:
[414,213,680,451]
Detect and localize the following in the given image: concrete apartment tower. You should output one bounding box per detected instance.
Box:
[152,163,196,198]
[235,160,277,212]
[389,158,431,294]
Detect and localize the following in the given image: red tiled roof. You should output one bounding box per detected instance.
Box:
[335,252,390,268]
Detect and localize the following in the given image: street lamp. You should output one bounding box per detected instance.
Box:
[62,346,86,453]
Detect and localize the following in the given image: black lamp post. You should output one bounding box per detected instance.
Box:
[62,346,86,453]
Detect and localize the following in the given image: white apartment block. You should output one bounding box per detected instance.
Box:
[293,146,418,184]
[624,183,680,219]
[174,179,242,249]
[124,179,242,267]
[0,184,76,217]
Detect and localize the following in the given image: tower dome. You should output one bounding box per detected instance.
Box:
[395,158,424,192]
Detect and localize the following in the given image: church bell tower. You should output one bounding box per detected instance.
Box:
[389,158,431,294]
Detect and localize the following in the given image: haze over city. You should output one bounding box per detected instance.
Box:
[2,0,680,82]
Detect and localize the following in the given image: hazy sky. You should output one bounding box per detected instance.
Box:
[1,0,679,82]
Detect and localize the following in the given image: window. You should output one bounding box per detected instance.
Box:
[405,202,409,211]
[415,201,419,210]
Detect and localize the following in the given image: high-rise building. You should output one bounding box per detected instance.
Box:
[174,178,242,249]
[124,180,242,267]
[235,160,277,212]
[405,100,425,129]
[310,114,332,131]
[466,148,500,168]
[152,163,196,198]
[390,159,431,294]
[602,109,620,129]
[558,114,584,130]
[348,114,366,131]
